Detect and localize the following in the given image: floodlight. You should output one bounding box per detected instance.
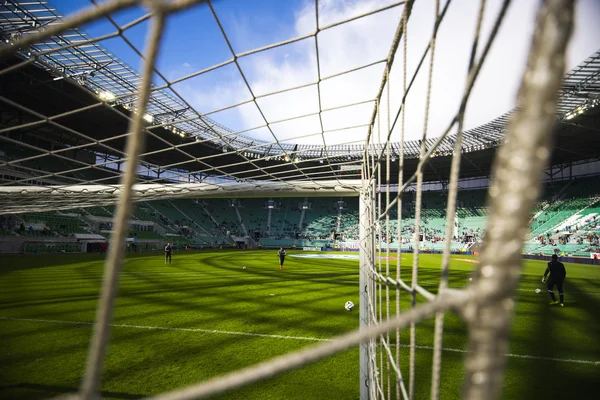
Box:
[99,91,115,101]
[143,113,153,123]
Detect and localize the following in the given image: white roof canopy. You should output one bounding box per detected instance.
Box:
[0,180,362,214]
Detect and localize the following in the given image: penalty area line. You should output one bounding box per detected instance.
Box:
[397,344,600,366]
[1,317,599,366]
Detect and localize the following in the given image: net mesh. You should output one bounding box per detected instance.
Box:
[360,0,574,399]
[0,0,575,399]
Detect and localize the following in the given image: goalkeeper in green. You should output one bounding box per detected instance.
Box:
[542,254,566,306]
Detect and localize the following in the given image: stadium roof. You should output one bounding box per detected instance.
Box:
[0,0,599,200]
[4,1,596,156]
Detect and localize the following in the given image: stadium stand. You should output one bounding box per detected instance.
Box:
[5,113,598,256]
[525,175,600,255]
[16,211,90,236]
[1,175,600,255]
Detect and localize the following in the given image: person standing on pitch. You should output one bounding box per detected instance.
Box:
[165,242,172,265]
[278,247,286,270]
[542,254,566,306]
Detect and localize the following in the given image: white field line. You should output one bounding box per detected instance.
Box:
[1,316,599,366]
[513,288,600,295]
[406,343,600,366]
[417,281,600,296]
[0,316,329,342]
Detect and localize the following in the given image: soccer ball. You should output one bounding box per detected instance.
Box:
[242,266,246,270]
[535,288,541,294]
[345,301,355,311]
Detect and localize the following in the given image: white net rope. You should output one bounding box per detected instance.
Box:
[2,0,589,211]
[360,0,574,399]
[0,0,575,399]
[0,0,385,213]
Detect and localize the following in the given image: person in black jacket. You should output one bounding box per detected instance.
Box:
[165,242,172,265]
[278,247,286,270]
[542,254,566,306]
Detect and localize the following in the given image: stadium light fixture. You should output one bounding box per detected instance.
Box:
[143,113,153,123]
[565,104,588,120]
[99,91,116,102]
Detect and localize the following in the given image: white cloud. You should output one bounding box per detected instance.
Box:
[172,0,600,148]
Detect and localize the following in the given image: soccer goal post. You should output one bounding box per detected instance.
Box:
[356,1,575,399]
[359,184,376,399]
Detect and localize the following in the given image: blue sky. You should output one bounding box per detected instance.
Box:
[50,0,600,146]
[51,0,304,82]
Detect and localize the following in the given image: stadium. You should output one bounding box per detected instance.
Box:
[1,0,599,399]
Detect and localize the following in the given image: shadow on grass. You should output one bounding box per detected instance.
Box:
[519,279,600,400]
[0,250,209,275]
[0,251,501,399]
[0,382,145,399]
[1,251,366,369]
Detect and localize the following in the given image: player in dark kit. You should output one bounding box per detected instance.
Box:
[165,242,172,265]
[278,247,286,270]
[542,254,566,306]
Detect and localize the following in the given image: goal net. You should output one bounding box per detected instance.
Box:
[0,0,575,399]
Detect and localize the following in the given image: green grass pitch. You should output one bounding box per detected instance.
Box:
[1,250,599,399]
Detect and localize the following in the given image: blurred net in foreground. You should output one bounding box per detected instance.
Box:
[0,0,574,399]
